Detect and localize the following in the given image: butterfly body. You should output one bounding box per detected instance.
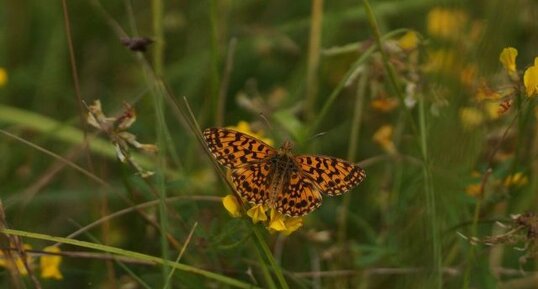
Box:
[203,128,366,217]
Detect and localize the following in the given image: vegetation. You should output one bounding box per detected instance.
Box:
[1,0,537,288]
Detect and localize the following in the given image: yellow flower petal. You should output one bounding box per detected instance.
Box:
[459,107,484,130]
[398,31,419,51]
[499,47,518,74]
[247,204,267,223]
[370,98,399,112]
[524,58,538,97]
[427,8,468,40]
[0,68,7,87]
[268,209,287,231]
[465,183,481,198]
[228,121,274,146]
[373,125,396,154]
[283,217,303,235]
[504,172,528,187]
[0,244,33,275]
[222,195,242,218]
[40,246,63,280]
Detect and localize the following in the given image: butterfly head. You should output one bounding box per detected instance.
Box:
[279,139,294,154]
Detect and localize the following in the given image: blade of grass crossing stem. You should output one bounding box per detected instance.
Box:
[0,228,262,289]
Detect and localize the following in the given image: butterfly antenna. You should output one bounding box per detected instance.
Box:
[309,131,327,141]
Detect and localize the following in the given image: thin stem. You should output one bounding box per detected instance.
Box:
[0,228,261,289]
[305,0,323,121]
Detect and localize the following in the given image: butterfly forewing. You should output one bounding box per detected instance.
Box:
[275,171,322,217]
[203,128,276,168]
[296,155,366,196]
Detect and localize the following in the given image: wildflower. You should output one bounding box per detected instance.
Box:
[496,99,513,116]
[370,98,399,113]
[87,100,157,177]
[424,49,456,73]
[465,183,482,198]
[504,172,528,188]
[524,57,538,97]
[460,65,477,88]
[427,8,468,40]
[475,81,501,101]
[268,209,287,231]
[483,102,501,119]
[398,31,419,51]
[372,125,396,154]
[222,195,242,218]
[459,107,483,130]
[247,204,268,224]
[499,47,518,74]
[0,244,33,275]
[0,68,7,87]
[40,246,63,280]
[282,217,303,235]
[228,121,274,146]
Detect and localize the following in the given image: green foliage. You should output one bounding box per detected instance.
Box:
[0,0,537,288]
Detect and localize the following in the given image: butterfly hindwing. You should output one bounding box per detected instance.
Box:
[296,155,366,196]
[203,128,276,169]
[231,162,273,206]
[275,170,322,217]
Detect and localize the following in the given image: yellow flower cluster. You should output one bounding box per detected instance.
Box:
[0,68,7,87]
[222,195,303,235]
[0,245,63,280]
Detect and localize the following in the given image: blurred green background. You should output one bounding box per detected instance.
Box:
[1,0,538,288]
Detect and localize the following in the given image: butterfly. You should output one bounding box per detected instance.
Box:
[203,128,366,217]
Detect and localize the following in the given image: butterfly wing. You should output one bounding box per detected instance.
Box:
[296,155,366,196]
[203,128,276,168]
[275,170,323,217]
[231,162,274,206]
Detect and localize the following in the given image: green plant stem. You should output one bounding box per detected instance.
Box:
[209,0,221,124]
[251,226,290,289]
[305,0,323,121]
[152,0,164,76]
[1,228,261,289]
[419,94,441,289]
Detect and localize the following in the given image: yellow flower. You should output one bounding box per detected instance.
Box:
[247,204,267,223]
[459,107,483,130]
[499,47,518,74]
[282,217,303,235]
[484,102,501,120]
[474,81,501,101]
[460,65,477,88]
[524,57,538,97]
[228,121,274,146]
[372,125,396,154]
[0,68,7,87]
[398,31,419,51]
[370,98,399,112]
[465,183,482,198]
[268,209,287,231]
[0,244,32,275]
[504,172,528,187]
[40,246,63,280]
[424,49,456,73]
[222,195,242,218]
[427,8,468,40]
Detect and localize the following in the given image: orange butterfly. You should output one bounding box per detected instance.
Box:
[203,128,366,217]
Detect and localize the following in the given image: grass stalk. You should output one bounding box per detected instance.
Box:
[0,228,261,289]
[305,0,323,121]
[419,95,442,288]
[251,226,290,289]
